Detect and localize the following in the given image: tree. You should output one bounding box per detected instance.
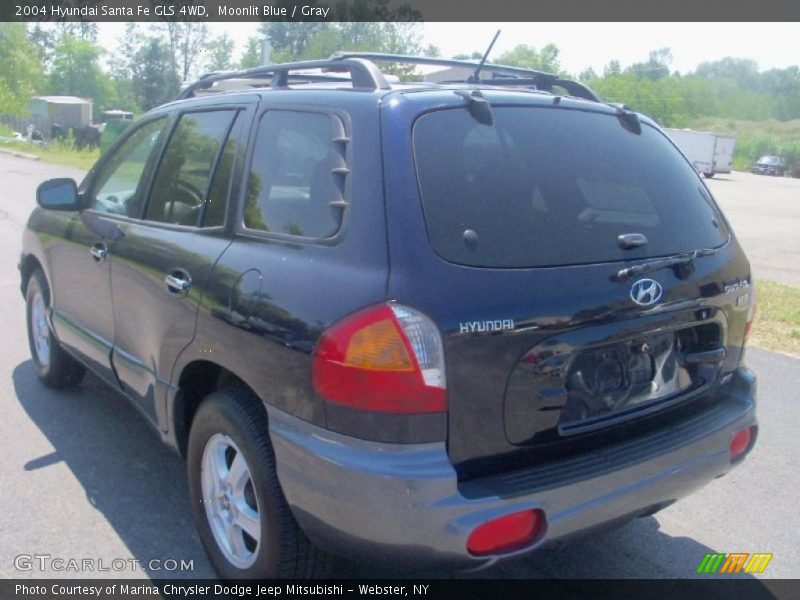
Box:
[107,23,145,112]
[56,21,98,43]
[27,24,57,73]
[239,36,263,69]
[627,47,672,80]
[260,1,423,60]
[453,52,482,60]
[133,38,180,111]
[204,33,235,73]
[423,44,441,58]
[0,23,43,114]
[49,33,116,114]
[260,22,330,57]
[695,57,760,87]
[604,59,622,77]
[163,22,209,82]
[496,43,562,75]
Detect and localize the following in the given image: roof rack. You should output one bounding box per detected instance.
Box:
[329,52,601,102]
[177,57,390,99]
[177,52,600,103]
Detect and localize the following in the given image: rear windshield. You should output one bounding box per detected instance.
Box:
[413,106,728,268]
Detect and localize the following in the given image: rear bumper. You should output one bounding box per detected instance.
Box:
[267,368,756,569]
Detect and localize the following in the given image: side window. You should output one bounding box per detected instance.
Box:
[89,118,167,217]
[145,110,237,227]
[244,111,345,238]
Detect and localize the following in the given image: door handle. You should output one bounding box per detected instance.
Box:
[165,271,192,295]
[90,243,108,262]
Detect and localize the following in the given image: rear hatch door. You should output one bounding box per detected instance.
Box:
[381,92,753,478]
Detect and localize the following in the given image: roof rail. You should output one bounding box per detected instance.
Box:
[176,53,601,103]
[177,57,390,99]
[329,52,601,102]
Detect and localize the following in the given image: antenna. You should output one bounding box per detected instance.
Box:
[471,29,501,83]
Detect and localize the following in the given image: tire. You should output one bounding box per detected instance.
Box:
[187,387,330,579]
[703,172,714,178]
[25,268,86,389]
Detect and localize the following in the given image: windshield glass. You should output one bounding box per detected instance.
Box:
[413,106,729,268]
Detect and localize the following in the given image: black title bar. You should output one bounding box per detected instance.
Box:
[2,0,800,22]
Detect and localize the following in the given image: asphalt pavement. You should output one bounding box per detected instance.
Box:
[0,154,798,580]
[705,171,800,287]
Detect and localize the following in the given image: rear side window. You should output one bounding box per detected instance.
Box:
[244,111,344,238]
[145,110,237,227]
[413,107,729,268]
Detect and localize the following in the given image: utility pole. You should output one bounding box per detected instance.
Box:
[262,38,272,66]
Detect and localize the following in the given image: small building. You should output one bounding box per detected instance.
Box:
[29,96,93,129]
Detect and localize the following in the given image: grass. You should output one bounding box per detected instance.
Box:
[684,117,800,173]
[0,139,99,170]
[749,280,800,357]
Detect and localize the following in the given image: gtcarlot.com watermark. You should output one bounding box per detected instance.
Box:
[15,554,194,573]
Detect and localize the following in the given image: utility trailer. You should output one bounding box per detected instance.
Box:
[664,128,736,178]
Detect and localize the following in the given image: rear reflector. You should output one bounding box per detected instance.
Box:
[730,427,753,461]
[467,509,545,556]
[312,303,446,414]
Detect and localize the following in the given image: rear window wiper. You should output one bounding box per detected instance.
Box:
[616,248,718,282]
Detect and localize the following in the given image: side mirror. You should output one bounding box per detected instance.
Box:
[36,178,80,211]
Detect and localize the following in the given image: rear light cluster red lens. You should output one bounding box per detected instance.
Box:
[730,426,755,461]
[312,303,446,414]
[467,509,546,556]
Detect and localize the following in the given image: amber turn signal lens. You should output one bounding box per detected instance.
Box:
[344,319,414,371]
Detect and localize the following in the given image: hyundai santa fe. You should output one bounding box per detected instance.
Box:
[20,54,758,579]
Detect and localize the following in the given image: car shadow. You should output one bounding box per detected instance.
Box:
[13,360,767,583]
[331,515,765,580]
[12,360,216,579]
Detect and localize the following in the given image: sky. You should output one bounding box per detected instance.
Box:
[97,22,798,76]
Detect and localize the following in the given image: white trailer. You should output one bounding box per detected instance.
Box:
[664,128,736,178]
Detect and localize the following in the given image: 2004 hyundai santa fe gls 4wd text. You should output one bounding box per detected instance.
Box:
[20,54,758,579]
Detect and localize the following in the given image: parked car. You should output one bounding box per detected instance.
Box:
[751,155,785,176]
[20,53,758,579]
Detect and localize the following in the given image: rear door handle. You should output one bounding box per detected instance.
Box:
[90,243,108,262]
[165,271,192,295]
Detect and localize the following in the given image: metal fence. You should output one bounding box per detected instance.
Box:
[0,114,54,139]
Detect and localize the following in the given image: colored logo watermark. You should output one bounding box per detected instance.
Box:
[696,553,773,574]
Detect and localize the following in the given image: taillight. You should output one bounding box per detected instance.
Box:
[312,303,446,414]
[467,509,546,556]
[744,283,757,340]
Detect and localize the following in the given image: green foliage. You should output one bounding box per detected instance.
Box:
[262,20,423,77]
[49,34,117,114]
[0,137,100,169]
[204,33,235,72]
[580,54,800,131]
[263,21,424,62]
[133,38,181,111]
[239,37,263,69]
[0,23,44,115]
[685,117,800,172]
[496,44,562,75]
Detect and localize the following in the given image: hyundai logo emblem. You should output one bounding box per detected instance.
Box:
[630,278,663,306]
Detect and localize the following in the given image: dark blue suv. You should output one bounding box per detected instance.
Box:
[20,54,758,579]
